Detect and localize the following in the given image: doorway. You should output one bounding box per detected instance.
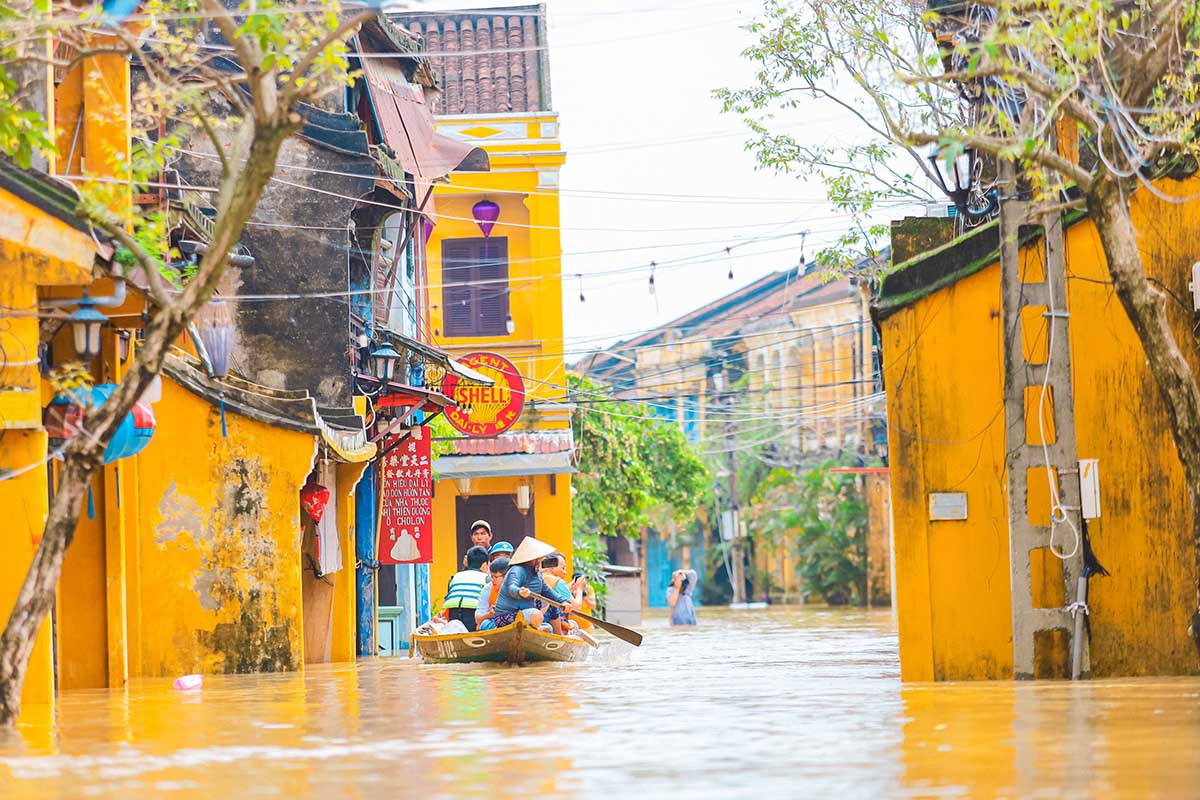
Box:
[377,563,416,653]
[455,493,534,563]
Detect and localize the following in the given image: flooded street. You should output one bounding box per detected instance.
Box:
[2,607,1199,798]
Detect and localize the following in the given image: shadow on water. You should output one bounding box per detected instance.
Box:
[1,606,1198,798]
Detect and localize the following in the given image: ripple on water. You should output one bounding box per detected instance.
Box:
[1,607,1199,799]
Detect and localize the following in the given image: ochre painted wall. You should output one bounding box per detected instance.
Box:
[884,179,1200,681]
[133,378,316,677]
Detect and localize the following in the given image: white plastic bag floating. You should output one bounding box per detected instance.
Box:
[440,620,468,635]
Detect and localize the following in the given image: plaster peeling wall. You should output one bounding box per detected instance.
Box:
[136,378,317,677]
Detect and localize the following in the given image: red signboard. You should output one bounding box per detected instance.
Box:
[442,352,526,437]
[377,427,433,564]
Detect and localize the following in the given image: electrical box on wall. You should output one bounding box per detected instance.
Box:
[1079,458,1101,519]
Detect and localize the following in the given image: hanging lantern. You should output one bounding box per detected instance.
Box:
[515,479,532,516]
[68,299,107,362]
[472,199,500,238]
[300,482,332,523]
[455,477,472,499]
[421,216,435,245]
[196,314,231,381]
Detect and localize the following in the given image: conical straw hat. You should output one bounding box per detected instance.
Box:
[509,536,556,566]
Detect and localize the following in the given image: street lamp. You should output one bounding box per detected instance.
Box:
[68,298,107,362]
[369,343,401,384]
[928,143,998,220]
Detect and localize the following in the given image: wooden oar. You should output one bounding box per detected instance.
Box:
[529,592,643,647]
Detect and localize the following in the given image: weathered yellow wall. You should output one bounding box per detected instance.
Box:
[885,179,1200,680]
[430,473,573,607]
[0,431,55,710]
[134,378,315,677]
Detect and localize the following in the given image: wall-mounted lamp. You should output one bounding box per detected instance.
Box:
[455,477,472,500]
[515,478,532,516]
[472,199,500,238]
[370,342,401,384]
[68,297,107,362]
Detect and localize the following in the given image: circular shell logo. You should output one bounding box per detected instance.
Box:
[442,352,526,436]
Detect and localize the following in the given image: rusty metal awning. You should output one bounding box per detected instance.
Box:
[360,57,489,205]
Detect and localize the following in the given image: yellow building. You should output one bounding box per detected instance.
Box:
[878,188,1200,681]
[583,265,888,605]
[393,7,573,606]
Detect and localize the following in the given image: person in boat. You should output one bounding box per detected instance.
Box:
[668,569,699,626]
[475,556,510,631]
[487,539,514,566]
[462,519,493,568]
[571,571,596,631]
[441,545,490,632]
[492,537,574,630]
[539,553,576,635]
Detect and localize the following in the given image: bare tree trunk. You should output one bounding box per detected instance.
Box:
[1086,176,1200,657]
[0,119,294,726]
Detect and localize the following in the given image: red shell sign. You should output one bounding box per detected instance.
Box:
[442,352,526,437]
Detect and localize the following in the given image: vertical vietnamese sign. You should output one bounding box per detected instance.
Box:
[377,426,433,564]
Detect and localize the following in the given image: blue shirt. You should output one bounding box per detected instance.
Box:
[493,564,552,615]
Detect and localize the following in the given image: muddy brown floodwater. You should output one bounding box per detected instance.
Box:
[1,607,1199,798]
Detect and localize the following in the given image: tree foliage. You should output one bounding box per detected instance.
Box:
[569,374,711,585]
[747,464,868,606]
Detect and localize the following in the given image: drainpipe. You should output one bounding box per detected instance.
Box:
[43,276,128,309]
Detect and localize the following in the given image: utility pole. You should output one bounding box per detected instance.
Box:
[720,367,746,605]
[998,160,1089,679]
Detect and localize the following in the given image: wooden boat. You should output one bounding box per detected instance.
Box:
[410,617,594,664]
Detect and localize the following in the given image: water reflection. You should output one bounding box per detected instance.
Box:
[1,607,1197,798]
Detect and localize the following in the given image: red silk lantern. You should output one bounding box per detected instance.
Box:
[300,482,331,523]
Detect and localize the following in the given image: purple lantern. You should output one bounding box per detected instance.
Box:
[472,199,500,238]
[421,216,435,245]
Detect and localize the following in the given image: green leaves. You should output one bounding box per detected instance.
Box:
[569,373,711,573]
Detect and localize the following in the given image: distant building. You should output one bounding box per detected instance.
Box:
[581,262,887,606]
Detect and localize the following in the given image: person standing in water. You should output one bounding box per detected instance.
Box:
[667,569,698,626]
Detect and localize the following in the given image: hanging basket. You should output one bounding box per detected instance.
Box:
[300,482,331,523]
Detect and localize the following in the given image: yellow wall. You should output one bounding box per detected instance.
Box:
[424,111,572,605]
[129,378,316,677]
[884,181,1200,680]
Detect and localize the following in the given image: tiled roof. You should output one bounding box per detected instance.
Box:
[392,5,551,115]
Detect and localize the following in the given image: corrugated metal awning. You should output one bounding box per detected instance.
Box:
[360,58,489,205]
[432,451,576,480]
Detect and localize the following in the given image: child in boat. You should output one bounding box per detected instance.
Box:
[440,545,490,632]
[475,556,510,631]
[487,540,514,566]
[493,537,573,629]
[539,553,575,635]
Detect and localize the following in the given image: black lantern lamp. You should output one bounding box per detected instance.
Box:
[69,297,107,362]
[928,143,998,220]
[369,342,401,384]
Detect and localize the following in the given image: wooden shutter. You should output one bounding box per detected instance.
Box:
[441,237,509,337]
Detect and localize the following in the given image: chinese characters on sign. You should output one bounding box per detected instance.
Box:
[441,351,526,437]
[377,426,433,564]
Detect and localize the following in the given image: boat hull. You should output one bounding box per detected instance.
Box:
[411,618,592,664]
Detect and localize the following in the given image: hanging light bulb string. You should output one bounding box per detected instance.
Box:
[577,274,586,303]
[725,246,734,281]
[649,261,659,313]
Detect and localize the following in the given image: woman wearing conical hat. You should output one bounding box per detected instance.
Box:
[491,536,573,629]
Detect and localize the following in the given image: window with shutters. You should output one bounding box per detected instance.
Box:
[442,237,509,337]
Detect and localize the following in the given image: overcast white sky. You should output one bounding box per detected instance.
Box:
[413,0,927,360]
